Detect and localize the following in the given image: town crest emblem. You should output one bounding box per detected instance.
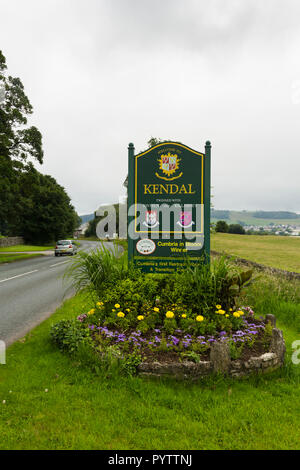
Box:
[156,153,183,181]
[177,211,194,228]
[143,210,159,228]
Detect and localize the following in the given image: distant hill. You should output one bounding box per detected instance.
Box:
[80,213,94,224]
[252,211,300,219]
[211,210,230,220]
[211,210,300,226]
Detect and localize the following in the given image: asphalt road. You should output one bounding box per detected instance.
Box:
[0,241,104,346]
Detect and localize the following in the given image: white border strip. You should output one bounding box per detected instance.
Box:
[0,270,39,284]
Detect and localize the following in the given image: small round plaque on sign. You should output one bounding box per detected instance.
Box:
[136,239,156,255]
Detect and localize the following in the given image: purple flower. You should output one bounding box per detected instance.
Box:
[77,313,87,322]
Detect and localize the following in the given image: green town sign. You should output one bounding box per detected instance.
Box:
[127,141,211,273]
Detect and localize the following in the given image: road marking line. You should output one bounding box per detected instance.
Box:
[0,269,39,284]
[49,261,70,268]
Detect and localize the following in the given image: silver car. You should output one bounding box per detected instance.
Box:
[55,240,78,257]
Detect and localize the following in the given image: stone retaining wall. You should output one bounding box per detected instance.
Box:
[211,250,300,281]
[137,316,286,380]
[0,237,24,248]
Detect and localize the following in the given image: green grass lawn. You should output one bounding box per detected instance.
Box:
[0,244,54,253]
[0,285,300,450]
[0,253,43,264]
[212,233,300,272]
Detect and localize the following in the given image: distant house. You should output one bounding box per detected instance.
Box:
[73,222,89,238]
[73,228,82,238]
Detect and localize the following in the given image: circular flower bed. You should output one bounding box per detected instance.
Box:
[76,302,276,370]
[53,258,285,377]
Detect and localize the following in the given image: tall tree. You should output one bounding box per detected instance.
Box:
[0,50,43,163]
[0,50,79,240]
[0,50,44,234]
[10,166,80,244]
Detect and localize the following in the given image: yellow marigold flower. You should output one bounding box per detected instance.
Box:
[153,307,160,312]
[225,314,229,317]
[117,312,125,318]
[88,309,95,315]
[218,309,226,315]
[237,310,244,315]
[181,314,187,318]
[166,311,174,319]
[216,304,222,309]
[96,301,103,307]
[126,308,130,312]
[229,308,233,311]
[112,309,116,312]
[196,315,204,322]
[115,304,120,309]
[137,315,144,321]
[233,312,240,318]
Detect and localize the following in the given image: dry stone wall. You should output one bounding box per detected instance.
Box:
[211,250,300,281]
[0,237,24,248]
[138,316,286,380]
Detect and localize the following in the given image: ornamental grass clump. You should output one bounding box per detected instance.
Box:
[64,242,129,295]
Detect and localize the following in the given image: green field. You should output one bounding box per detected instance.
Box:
[212,233,300,272]
[0,245,54,253]
[0,253,43,264]
[211,210,300,227]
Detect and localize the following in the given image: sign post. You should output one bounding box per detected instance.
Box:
[127,141,211,273]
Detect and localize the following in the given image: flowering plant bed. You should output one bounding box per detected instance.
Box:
[53,253,285,377]
[80,305,270,364]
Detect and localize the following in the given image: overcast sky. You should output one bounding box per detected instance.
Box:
[1,0,300,214]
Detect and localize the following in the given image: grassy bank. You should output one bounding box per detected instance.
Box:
[0,253,43,264]
[212,233,300,272]
[79,236,100,242]
[0,282,300,449]
[0,244,54,252]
